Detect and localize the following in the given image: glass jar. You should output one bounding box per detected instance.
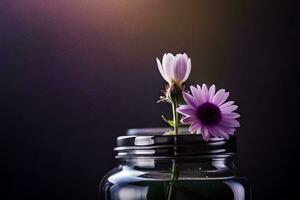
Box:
[100,128,251,200]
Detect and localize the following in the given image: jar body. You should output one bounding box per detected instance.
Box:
[100,131,251,200]
[100,161,251,200]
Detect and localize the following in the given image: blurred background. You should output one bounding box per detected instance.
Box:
[0,0,293,199]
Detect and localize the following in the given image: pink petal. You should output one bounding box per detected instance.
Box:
[182,58,191,83]
[182,53,189,60]
[156,58,170,83]
[162,53,174,83]
[172,54,187,83]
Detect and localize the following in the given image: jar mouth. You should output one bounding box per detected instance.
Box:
[126,127,189,136]
[115,128,236,159]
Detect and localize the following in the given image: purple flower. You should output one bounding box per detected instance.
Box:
[156,53,191,85]
[176,84,240,141]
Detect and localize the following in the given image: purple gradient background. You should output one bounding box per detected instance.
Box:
[0,1,293,200]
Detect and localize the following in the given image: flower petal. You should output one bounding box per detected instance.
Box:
[181,116,197,124]
[188,122,201,133]
[202,127,210,141]
[196,85,206,103]
[223,127,236,135]
[180,116,196,124]
[201,84,209,102]
[208,84,216,102]
[176,105,195,116]
[209,126,229,139]
[212,89,229,106]
[182,53,189,60]
[220,101,235,109]
[182,58,191,83]
[221,105,238,113]
[207,127,218,138]
[222,112,240,119]
[182,92,197,108]
[218,92,230,106]
[191,85,203,105]
[172,54,187,84]
[156,58,169,83]
[162,53,174,83]
[220,118,240,127]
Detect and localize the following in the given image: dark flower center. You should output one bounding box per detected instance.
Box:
[196,102,222,126]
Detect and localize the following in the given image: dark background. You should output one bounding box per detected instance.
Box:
[0,1,294,199]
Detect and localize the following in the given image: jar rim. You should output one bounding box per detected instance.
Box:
[115,128,236,159]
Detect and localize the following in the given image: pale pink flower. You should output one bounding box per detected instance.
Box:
[156,53,191,85]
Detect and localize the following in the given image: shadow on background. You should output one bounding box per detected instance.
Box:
[0,0,293,199]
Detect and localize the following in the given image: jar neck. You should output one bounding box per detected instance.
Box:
[120,156,237,179]
[115,130,237,179]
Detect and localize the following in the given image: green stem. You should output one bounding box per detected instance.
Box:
[167,161,179,200]
[171,100,179,135]
[167,100,179,200]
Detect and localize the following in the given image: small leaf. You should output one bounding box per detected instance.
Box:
[164,130,175,135]
[162,115,175,127]
[157,97,167,103]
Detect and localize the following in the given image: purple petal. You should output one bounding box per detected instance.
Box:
[211,126,229,139]
[223,127,236,135]
[202,127,210,141]
[183,92,197,108]
[208,84,216,101]
[196,85,206,103]
[220,118,240,127]
[222,112,240,119]
[201,84,209,102]
[220,101,235,109]
[217,125,236,136]
[207,127,218,138]
[218,92,230,106]
[188,122,201,133]
[176,105,195,116]
[181,116,197,124]
[212,89,225,104]
[221,105,238,113]
[190,85,203,105]
[212,89,229,106]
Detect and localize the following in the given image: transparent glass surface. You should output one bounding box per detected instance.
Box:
[100,130,251,200]
[100,161,251,200]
